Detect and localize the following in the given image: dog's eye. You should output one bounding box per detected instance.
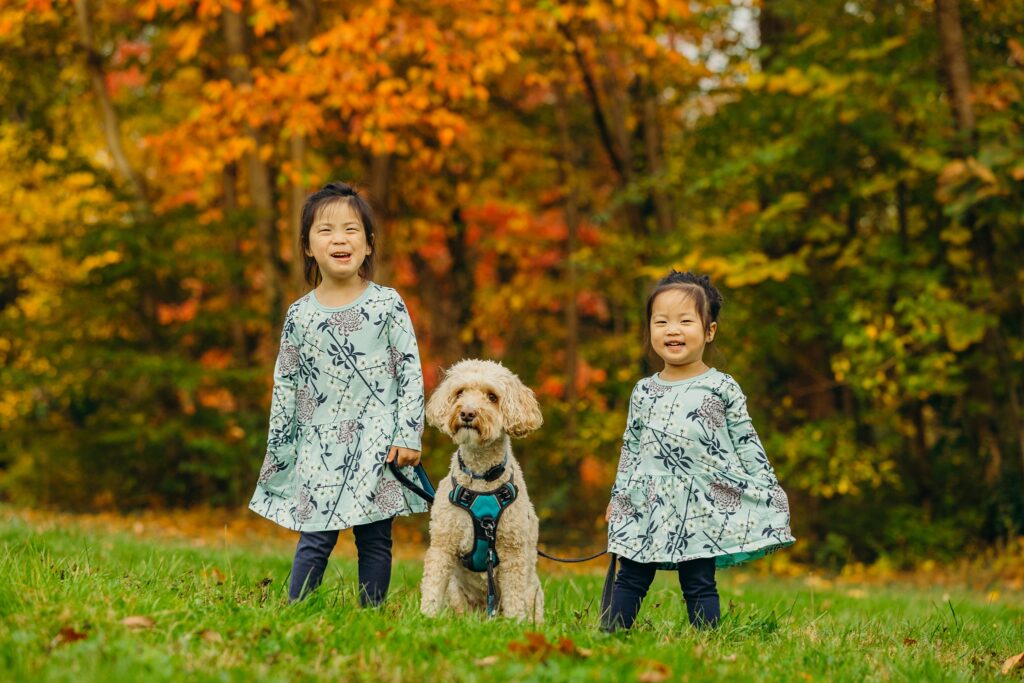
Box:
[487,393,498,403]
[455,389,463,398]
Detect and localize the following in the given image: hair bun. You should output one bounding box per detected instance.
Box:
[325,182,357,197]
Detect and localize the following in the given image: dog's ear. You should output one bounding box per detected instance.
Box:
[501,373,543,438]
[426,370,456,436]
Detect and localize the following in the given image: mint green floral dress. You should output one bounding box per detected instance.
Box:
[248,283,427,532]
[607,368,794,567]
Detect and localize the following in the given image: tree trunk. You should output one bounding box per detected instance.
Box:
[287,0,317,294]
[223,6,286,328]
[642,91,673,236]
[934,0,976,142]
[555,89,580,442]
[73,0,147,205]
[368,152,394,284]
[223,164,249,363]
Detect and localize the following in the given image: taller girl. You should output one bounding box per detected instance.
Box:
[604,271,794,630]
[249,182,426,606]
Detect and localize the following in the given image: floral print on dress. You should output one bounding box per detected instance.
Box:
[292,485,315,524]
[608,493,640,524]
[617,445,640,473]
[277,342,300,375]
[328,308,366,334]
[767,485,789,514]
[386,345,403,378]
[708,480,742,513]
[644,379,670,399]
[696,394,727,430]
[335,420,360,444]
[296,387,317,423]
[249,284,427,533]
[372,478,406,516]
[608,370,794,567]
[257,452,281,484]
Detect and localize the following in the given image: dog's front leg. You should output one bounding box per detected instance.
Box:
[495,553,542,622]
[420,544,454,617]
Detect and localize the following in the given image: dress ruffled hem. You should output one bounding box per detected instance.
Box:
[608,534,795,569]
[248,495,427,533]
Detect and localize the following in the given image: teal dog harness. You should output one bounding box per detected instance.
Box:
[449,474,518,573]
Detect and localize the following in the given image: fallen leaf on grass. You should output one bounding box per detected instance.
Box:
[203,567,225,585]
[637,660,671,682]
[200,630,222,643]
[121,615,155,629]
[1002,652,1024,675]
[50,626,88,648]
[722,653,738,662]
[473,655,500,666]
[507,632,590,661]
[903,638,918,646]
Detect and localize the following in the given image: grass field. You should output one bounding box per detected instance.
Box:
[1,511,1022,682]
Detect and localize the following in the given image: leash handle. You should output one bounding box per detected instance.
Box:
[387,461,436,504]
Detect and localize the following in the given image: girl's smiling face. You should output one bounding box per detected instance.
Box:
[305,200,372,286]
[650,288,717,376]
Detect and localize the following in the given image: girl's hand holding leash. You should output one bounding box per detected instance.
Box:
[605,503,611,522]
[387,446,421,467]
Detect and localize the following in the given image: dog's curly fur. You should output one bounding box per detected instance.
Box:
[420,359,545,621]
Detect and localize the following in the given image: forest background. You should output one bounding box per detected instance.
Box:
[1,0,1021,569]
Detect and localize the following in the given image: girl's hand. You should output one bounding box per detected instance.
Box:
[605,503,611,523]
[387,446,421,467]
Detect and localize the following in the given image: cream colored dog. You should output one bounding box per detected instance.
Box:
[420,359,545,621]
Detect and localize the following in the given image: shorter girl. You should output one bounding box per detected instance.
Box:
[249,182,427,606]
[604,271,794,630]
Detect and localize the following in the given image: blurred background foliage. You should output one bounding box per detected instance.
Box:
[1,0,1022,567]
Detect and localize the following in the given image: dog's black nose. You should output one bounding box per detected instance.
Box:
[460,409,476,422]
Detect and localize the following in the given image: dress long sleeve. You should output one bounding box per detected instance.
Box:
[386,294,424,451]
[612,385,643,495]
[255,308,301,497]
[723,379,777,482]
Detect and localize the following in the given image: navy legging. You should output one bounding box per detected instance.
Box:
[288,517,393,606]
[604,556,720,630]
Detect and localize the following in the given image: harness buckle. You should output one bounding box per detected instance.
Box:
[479,516,497,540]
[496,484,515,506]
[455,486,474,507]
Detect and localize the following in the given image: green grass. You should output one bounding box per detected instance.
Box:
[1,515,1022,682]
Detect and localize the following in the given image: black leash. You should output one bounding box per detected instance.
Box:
[537,548,608,563]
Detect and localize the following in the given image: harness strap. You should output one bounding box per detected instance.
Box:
[486,549,497,618]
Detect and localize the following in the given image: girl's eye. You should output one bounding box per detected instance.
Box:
[487,393,498,403]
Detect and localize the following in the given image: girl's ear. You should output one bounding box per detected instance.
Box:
[425,372,455,436]
[706,321,718,342]
[500,374,543,438]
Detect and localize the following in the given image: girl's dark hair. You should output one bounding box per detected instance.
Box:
[645,270,724,337]
[299,182,376,286]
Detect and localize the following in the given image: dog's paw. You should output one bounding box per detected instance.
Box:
[420,599,443,618]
